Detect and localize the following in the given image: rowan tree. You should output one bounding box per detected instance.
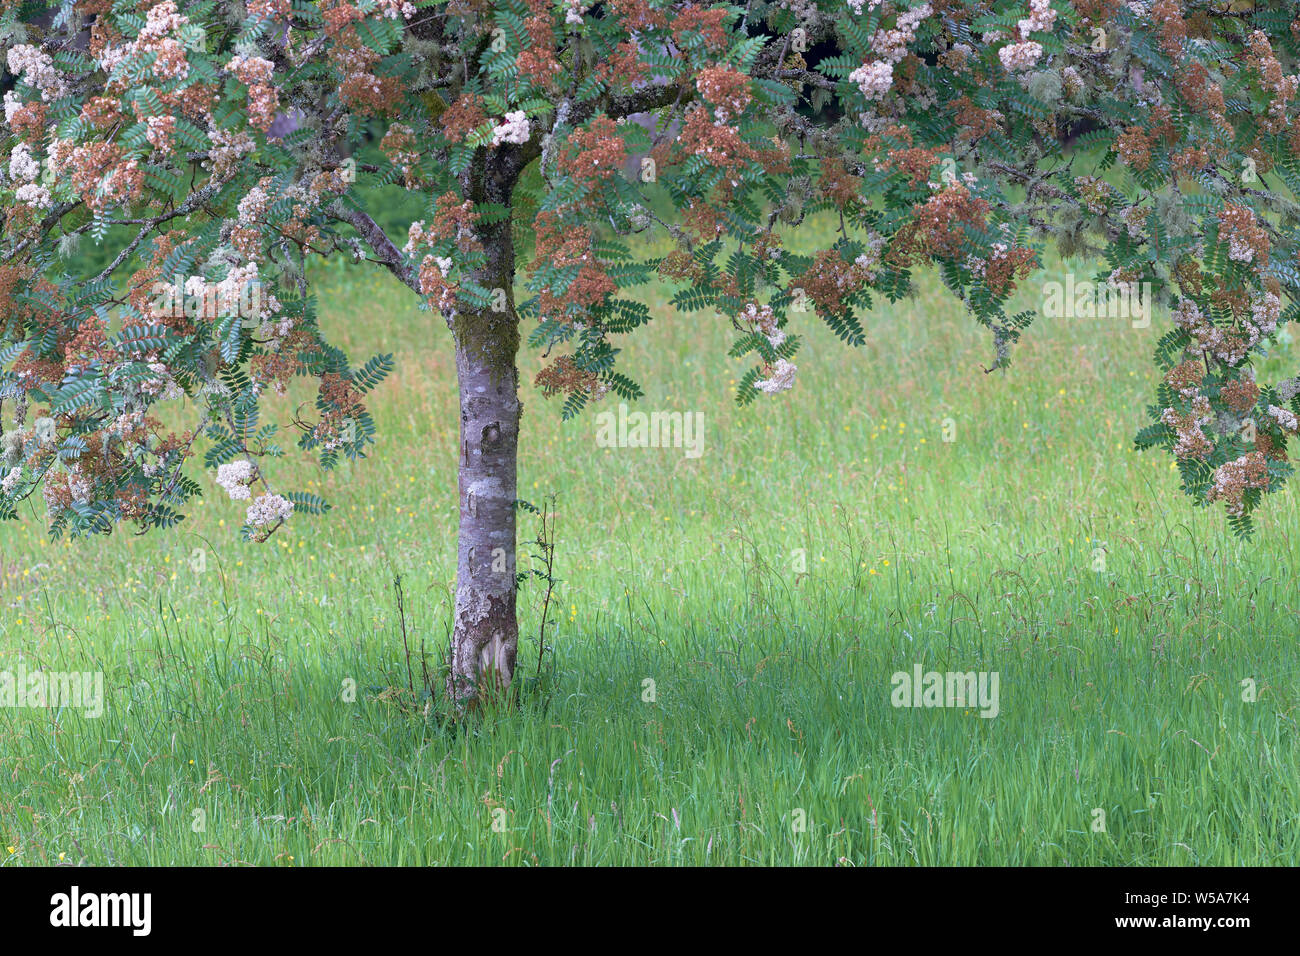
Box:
[2,0,1299,703]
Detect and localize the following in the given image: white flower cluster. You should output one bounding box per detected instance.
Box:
[754,359,799,394]
[849,61,895,101]
[206,126,256,181]
[967,242,1013,278]
[376,0,417,17]
[996,1,1055,73]
[139,1,190,81]
[246,492,293,528]
[1226,232,1256,264]
[9,142,39,182]
[564,0,588,25]
[1209,451,1266,516]
[1120,205,1147,240]
[871,4,932,62]
[93,2,188,80]
[104,409,145,439]
[1251,292,1281,336]
[238,186,269,223]
[850,4,931,102]
[1172,294,1279,367]
[778,0,818,23]
[0,429,33,496]
[255,315,295,351]
[140,0,186,38]
[998,42,1043,72]
[1018,0,1057,36]
[738,294,798,399]
[3,90,22,124]
[97,44,128,75]
[1267,404,1298,432]
[491,111,530,147]
[226,53,274,83]
[167,267,248,322]
[741,302,785,348]
[927,170,978,191]
[1,467,22,498]
[224,263,278,321]
[16,183,52,208]
[403,220,428,254]
[41,480,63,515]
[847,0,885,13]
[140,358,183,400]
[216,460,256,500]
[1169,299,1201,329]
[6,44,67,100]
[854,233,887,281]
[67,466,92,506]
[145,114,174,152]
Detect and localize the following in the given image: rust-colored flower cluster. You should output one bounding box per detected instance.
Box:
[516,0,564,89]
[228,54,279,133]
[534,354,608,400]
[981,243,1037,297]
[695,66,753,125]
[796,250,873,317]
[557,117,628,194]
[381,123,421,188]
[888,183,990,265]
[441,94,487,144]
[531,213,617,324]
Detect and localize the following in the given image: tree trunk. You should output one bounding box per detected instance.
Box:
[448,215,521,706]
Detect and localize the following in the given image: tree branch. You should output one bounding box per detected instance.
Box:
[328,200,420,293]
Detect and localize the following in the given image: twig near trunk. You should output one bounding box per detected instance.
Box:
[394,573,415,701]
[534,498,557,685]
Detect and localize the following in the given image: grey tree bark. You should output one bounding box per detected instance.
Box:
[447,191,521,705]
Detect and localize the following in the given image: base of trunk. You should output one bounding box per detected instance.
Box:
[449,594,518,703]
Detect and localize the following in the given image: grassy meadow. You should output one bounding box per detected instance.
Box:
[1,214,1298,865]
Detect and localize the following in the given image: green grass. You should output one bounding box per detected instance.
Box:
[1,217,1297,865]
